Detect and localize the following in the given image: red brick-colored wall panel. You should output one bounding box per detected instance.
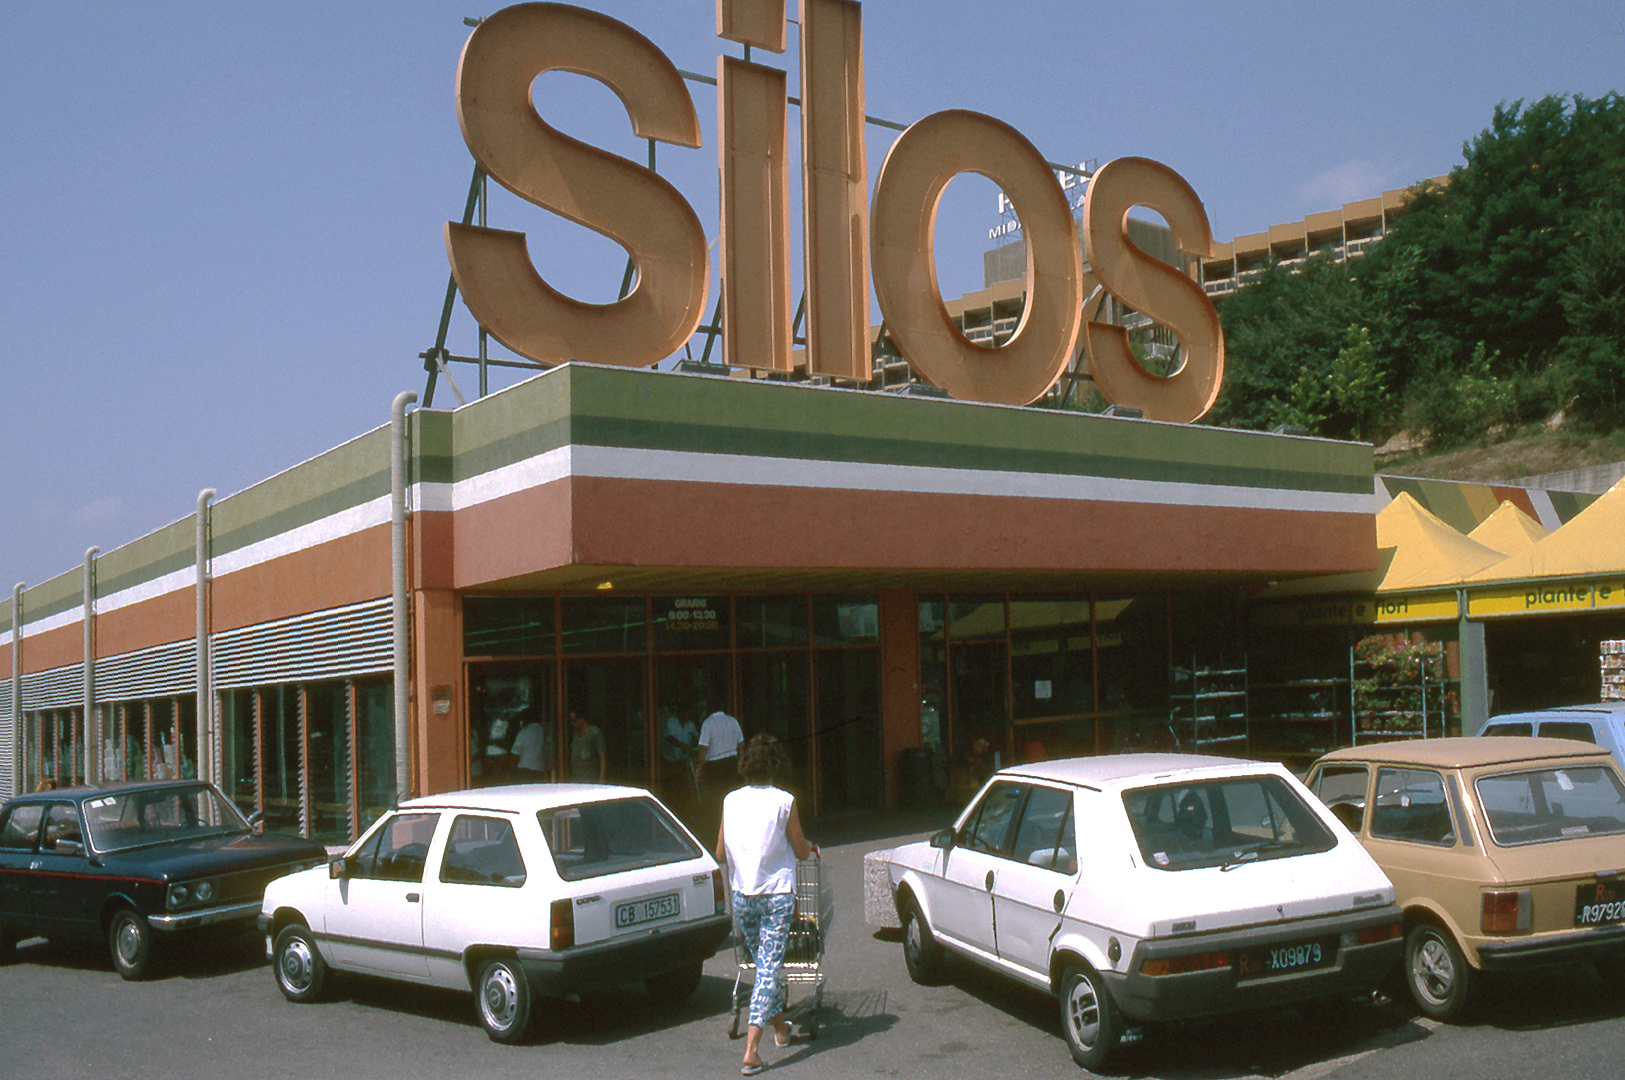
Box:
[452,480,573,588]
[211,525,392,633]
[21,623,81,672]
[565,477,1375,577]
[96,589,194,659]
[413,589,464,797]
[413,510,457,591]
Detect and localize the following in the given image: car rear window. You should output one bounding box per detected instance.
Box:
[1475,766,1625,846]
[1539,721,1598,744]
[1124,774,1336,871]
[537,797,702,881]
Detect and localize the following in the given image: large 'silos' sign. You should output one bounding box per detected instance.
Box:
[446,0,1224,422]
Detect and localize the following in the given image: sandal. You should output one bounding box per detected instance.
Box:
[741,1063,765,1076]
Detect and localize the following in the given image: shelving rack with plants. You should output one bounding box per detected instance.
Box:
[1169,656,1249,754]
[1349,635,1447,744]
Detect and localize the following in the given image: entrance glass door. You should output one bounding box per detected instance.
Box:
[564,658,647,786]
[467,662,557,788]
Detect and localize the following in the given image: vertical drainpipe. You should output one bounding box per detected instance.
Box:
[391,391,418,805]
[197,489,216,786]
[11,582,23,797]
[83,548,99,784]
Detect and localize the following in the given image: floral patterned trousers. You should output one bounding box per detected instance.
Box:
[733,891,795,1027]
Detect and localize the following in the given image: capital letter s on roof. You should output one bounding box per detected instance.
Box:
[446,3,709,368]
[1082,157,1224,423]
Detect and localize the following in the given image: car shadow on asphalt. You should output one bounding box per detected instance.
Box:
[1466,962,1625,1033]
[9,933,265,981]
[933,955,1433,1078]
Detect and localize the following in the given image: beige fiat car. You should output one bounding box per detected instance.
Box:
[1307,737,1625,1021]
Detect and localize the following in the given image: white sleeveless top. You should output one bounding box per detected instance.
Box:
[721,784,797,895]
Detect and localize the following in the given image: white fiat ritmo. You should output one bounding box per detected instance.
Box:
[883,754,1404,1070]
[258,785,731,1043]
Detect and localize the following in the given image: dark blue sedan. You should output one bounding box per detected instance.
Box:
[0,780,328,979]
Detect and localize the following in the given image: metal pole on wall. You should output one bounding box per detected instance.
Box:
[10,582,22,797]
[83,548,98,784]
[197,489,216,786]
[391,391,418,805]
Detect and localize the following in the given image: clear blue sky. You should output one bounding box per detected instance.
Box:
[3,0,1622,592]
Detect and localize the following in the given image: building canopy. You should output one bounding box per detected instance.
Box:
[1469,476,1625,583]
[1467,500,1549,556]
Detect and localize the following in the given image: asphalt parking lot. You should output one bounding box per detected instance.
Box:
[5,807,1625,1080]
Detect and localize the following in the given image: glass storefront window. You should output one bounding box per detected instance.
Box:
[738,596,808,649]
[738,651,811,798]
[918,599,946,750]
[1009,597,1094,758]
[815,648,881,811]
[468,663,555,787]
[1094,593,1171,752]
[950,596,1008,757]
[260,686,303,836]
[223,689,257,818]
[561,595,647,654]
[355,680,395,831]
[305,684,350,843]
[652,595,731,652]
[812,595,879,646]
[465,596,555,657]
[565,658,646,785]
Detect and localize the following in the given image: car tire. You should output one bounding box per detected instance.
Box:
[476,957,534,1044]
[273,923,329,1003]
[1059,963,1120,1071]
[1405,922,1474,1022]
[901,896,946,986]
[645,961,704,1006]
[109,908,157,981]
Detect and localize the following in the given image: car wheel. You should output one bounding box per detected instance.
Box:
[476,957,534,1044]
[273,924,329,1003]
[1059,963,1120,1071]
[901,896,946,986]
[645,961,704,1006]
[1405,922,1474,1022]
[109,908,157,981]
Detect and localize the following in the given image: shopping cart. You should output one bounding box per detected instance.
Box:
[729,856,834,1039]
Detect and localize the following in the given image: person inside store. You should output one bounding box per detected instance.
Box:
[696,700,745,834]
[568,709,606,783]
[510,707,553,783]
[946,734,995,807]
[714,734,816,1076]
[659,701,700,815]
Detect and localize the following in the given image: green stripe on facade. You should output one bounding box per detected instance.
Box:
[443,365,1372,495]
[212,427,392,558]
[94,518,196,601]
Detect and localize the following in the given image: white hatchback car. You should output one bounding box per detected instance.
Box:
[258,784,731,1043]
[882,754,1404,1070]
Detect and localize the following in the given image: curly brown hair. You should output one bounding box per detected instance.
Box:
[736,733,788,783]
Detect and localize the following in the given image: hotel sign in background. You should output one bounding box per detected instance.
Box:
[444,0,1226,423]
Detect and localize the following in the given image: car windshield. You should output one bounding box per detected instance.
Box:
[1124,774,1337,871]
[82,784,251,853]
[1475,765,1625,846]
[536,797,702,881]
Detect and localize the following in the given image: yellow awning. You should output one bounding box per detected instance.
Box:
[1469,476,1625,582]
[1467,500,1548,555]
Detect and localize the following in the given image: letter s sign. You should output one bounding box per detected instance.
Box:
[445,3,710,368]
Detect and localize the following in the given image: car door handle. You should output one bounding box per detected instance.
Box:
[30,860,41,870]
[406,893,421,903]
[984,871,995,891]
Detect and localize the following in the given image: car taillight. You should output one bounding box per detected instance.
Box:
[713,869,727,915]
[1141,950,1231,976]
[1482,889,1531,933]
[551,898,575,950]
[1358,921,1403,945]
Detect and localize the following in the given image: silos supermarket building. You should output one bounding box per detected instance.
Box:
[1,363,1376,837]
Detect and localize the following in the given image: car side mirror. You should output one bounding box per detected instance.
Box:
[929,828,956,851]
[329,856,352,880]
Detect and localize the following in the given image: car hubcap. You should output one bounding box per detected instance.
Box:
[905,918,920,961]
[280,937,314,992]
[1414,936,1454,1004]
[483,966,519,1030]
[1067,977,1101,1049]
[116,920,140,963]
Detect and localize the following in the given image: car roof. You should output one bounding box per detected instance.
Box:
[997,752,1269,790]
[1485,702,1625,722]
[5,779,215,805]
[1316,736,1616,770]
[397,782,656,814]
